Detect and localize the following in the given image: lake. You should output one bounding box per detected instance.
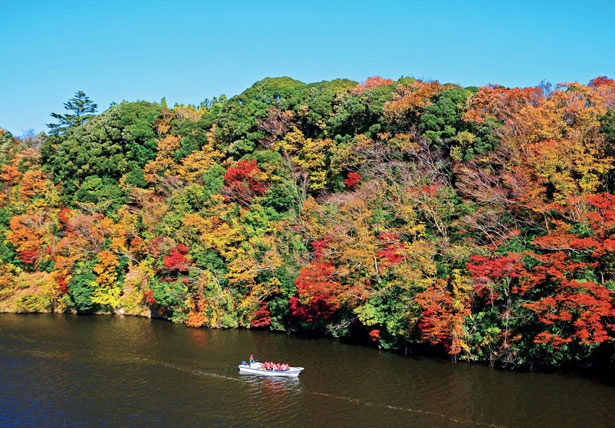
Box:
[1,314,613,427]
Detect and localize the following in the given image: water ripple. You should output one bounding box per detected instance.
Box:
[308,391,516,428]
[2,315,614,428]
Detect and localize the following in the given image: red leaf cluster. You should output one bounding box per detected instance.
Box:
[291,260,342,322]
[415,278,471,355]
[377,232,404,266]
[290,239,343,322]
[57,277,69,294]
[222,159,268,206]
[524,280,615,347]
[143,290,155,305]
[351,76,394,95]
[250,302,272,328]
[588,76,615,88]
[289,295,338,323]
[368,329,380,342]
[18,249,39,265]
[163,243,190,272]
[311,238,329,260]
[467,254,526,300]
[344,172,361,189]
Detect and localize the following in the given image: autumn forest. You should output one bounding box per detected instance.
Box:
[2,75,615,369]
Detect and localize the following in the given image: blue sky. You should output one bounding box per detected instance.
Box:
[1,0,614,136]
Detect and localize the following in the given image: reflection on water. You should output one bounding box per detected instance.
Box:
[243,376,303,394]
[1,314,614,428]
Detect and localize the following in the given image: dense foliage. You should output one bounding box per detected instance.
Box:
[2,75,615,369]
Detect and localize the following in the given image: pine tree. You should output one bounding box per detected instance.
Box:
[47,90,97,135]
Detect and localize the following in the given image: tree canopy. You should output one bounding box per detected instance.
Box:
[2,75,615,370]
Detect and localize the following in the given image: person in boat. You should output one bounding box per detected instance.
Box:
[249,354,255,364]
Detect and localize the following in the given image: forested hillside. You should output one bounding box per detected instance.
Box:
[1,75,615,369]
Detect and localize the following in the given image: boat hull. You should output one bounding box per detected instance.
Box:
[238,363,304,377]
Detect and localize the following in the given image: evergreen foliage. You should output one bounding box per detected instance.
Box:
[47,90,98,136]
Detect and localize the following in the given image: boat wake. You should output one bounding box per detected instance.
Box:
[132,356,241,382]
[310,391,515,428]
[3,349,512,427]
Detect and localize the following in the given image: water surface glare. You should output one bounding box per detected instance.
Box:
[1,314,613,427]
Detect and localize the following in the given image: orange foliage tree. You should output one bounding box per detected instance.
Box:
[520,194,615,352]
[289,239,345,323]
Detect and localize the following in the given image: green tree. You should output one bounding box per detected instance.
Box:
[418,87,474,148]
[0,129,17,165]
[213,77,308,156]
[42,101,162,193]
[297,79,357,139]
[47,90,98,136]
[328,77,395,139]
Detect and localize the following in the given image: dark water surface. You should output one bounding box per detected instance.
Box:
[1,314,613,427]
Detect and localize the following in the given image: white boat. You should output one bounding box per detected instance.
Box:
[238,361,304,377]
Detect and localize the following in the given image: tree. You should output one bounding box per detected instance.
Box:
[212,77,307,155]
[289,240,344,324]
[47,90,98,135]
[0,128,18,165]
[328,76,395,138]
[6,212,51,268]
[222,159,268,206]
[162,243,191,273]
[42,101,162,189]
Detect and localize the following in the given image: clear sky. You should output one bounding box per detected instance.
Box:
[1,0,614,136]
